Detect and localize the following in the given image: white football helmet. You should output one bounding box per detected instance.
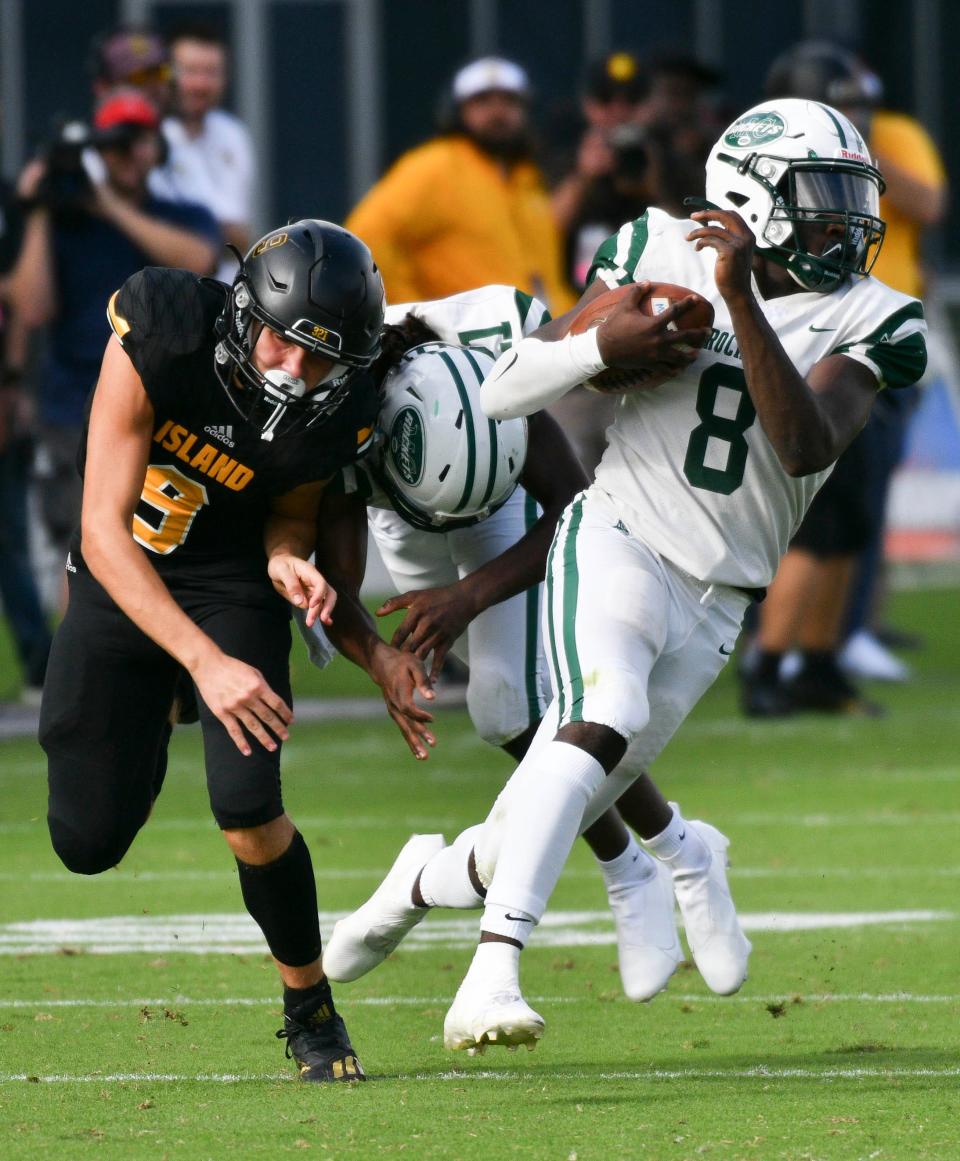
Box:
[704,98,885,292]
[376,342,528,532]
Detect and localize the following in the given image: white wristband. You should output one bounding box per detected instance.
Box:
[480,330,607,419]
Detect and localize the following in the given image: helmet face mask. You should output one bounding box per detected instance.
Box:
[214,220,385,440]
[705,99,886,293]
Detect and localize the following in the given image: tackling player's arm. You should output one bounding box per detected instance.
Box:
[687,207,878,475]
[265,482,336,629]
[82,336,293,758]
[313,489,436,761]
[481,279,706,420]
[379,409,589,681]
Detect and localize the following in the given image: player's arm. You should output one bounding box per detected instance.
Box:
[265,482,336,629]
[481,279,706,420]
[379,410,589,681]
[82,337,292,757]
[313,489,436,761]
[687,207,879,475]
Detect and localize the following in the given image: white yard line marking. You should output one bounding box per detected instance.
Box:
[1,1066,958,1084]
[0,909,952,956]
[1,992,957,1011]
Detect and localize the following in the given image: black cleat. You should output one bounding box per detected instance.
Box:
[276,985,366,1083]
[786,657,884,718]
[740,674,795,718]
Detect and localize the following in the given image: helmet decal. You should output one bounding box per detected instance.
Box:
[723,111,786,149]
[389,407,426,486]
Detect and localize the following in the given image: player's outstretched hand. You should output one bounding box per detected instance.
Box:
[378,583,477,683]
[192,651,293,757]
[369,644,437,761]
[686,209,756,302]
[268,553,337,628]
[597,282,709,372]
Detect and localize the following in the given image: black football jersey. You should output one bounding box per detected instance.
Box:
[74,267,378,584]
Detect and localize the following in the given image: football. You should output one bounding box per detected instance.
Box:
[566,282,715,394]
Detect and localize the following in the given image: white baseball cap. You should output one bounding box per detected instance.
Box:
[452,57,530,102]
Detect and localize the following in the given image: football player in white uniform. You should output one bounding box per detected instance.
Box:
[433,98,927,1054]
[305,286,744,1003]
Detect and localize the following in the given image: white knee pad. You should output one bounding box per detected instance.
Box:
[466,661,536,747]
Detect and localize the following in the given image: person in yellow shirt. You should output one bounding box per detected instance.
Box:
[346,57,574,314]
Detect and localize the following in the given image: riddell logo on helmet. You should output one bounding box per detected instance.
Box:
[723,112,786,148]
[838,148,870,163]
[390,407,425,486]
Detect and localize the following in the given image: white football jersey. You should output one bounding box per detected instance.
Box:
[589,208,927,588]
[385,284,551,355]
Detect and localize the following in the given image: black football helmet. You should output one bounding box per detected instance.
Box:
[764,41,883,110]
[214,219,385,440]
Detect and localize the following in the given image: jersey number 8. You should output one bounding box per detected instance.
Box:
[683,365,757,495]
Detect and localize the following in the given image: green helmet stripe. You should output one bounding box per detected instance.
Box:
[815,102,848,148]
[461,346,501,509]
[438,349,477,513]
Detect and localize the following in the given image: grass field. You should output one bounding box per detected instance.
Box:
[1,586,958,1160]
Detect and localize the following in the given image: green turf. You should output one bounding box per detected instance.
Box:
[1,588,958,1159]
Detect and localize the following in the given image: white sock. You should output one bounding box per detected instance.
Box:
[462,940,521,991]
[597,833,657,890]
[643,802,709,873]
[482,741,607,942]
[418,825,485,909]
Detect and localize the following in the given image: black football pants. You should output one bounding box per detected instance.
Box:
[40,563,292,875]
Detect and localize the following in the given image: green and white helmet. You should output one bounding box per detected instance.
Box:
[376,342,528,533]
[704,98,885,292]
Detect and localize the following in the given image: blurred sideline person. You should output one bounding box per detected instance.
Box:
[38,221,425,1083]
[291,286,748,1005]
[150,23,256,282]
[90,26,174,114]
[441,98,926,1053]
[0,178,52,702]
[347,57,574,314]
[743,43,947,714]
[547,53,654,476]
[9,91,220,601]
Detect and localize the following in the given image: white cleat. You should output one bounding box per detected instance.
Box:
[673,820,752,996]
[443,983,545,1055]
[608,858,682,1002]
[322,833,445,982]
[840,629,911,683]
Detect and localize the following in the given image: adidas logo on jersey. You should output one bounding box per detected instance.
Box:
[204,425,236,448]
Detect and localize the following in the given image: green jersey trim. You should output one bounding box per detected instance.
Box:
[830,300,927,389]
[586,213,650,288]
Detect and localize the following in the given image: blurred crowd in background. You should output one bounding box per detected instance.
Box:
[0,23,952,719]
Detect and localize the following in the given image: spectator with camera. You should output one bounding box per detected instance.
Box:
[9,90,220,595]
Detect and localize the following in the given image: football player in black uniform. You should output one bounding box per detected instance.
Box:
[39,219,433,1083]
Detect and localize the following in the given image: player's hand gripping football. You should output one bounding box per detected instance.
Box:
[191,652,294,758]
[595,282,710,374]
[267,553,337,628]
[686,208,756,304]
[377,582,477,684]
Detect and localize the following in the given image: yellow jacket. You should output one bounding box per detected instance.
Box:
[347,136,575,313]
[871,111,947,298]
